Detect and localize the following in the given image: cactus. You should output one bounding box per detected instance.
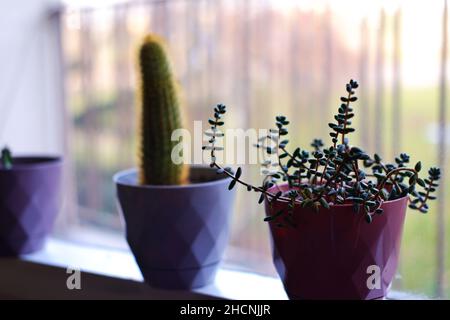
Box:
[137,34,188,185]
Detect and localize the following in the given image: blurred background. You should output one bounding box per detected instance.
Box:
[0,0,448,298]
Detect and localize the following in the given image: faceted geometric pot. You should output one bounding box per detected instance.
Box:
[114,166,235,289]
[265,184,408,300]
[0,156,63,256]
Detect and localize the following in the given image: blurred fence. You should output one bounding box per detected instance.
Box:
[60,0,448,297]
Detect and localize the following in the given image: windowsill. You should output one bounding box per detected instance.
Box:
[0,237,427,300]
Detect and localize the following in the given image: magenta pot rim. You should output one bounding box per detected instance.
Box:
[0,155,62,172]
[114,166,231,190]
[267,183,409,208]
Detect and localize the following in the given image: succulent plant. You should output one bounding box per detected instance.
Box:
[203,80,440,225]
[137,34,188,185]
[1,147,12,169]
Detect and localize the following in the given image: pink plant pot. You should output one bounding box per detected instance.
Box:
[265,184,408,300]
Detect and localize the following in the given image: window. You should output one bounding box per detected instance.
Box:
[61,0,449,298]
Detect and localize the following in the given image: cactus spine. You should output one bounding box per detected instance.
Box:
[137,34,188,185]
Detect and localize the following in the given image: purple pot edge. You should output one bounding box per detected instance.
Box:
[113,166,232,189]
[0,155,63,171]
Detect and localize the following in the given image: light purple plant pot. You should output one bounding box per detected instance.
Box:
[0,156,63,256]
[114,166,235,289]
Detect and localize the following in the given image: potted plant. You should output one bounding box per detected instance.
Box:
[0,147,63,256]
[114,35,235,289]
[202,79,440,299]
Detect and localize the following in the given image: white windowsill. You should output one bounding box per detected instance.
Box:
[0,238,427,300]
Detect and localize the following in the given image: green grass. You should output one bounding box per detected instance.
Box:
[389,87,448,298]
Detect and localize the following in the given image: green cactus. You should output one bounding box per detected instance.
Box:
[137,34,188,185]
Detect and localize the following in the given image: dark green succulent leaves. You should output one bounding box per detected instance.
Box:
[319,197,330,209]
[408,167,440,213]
[235,167,242,180]
[258,193,265,204]
[415,161,422,172]
[311,139,324,151]
[202,80,440,226]
[1,147,12,170]
[264,210,284,222]
[374,153,382,163]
